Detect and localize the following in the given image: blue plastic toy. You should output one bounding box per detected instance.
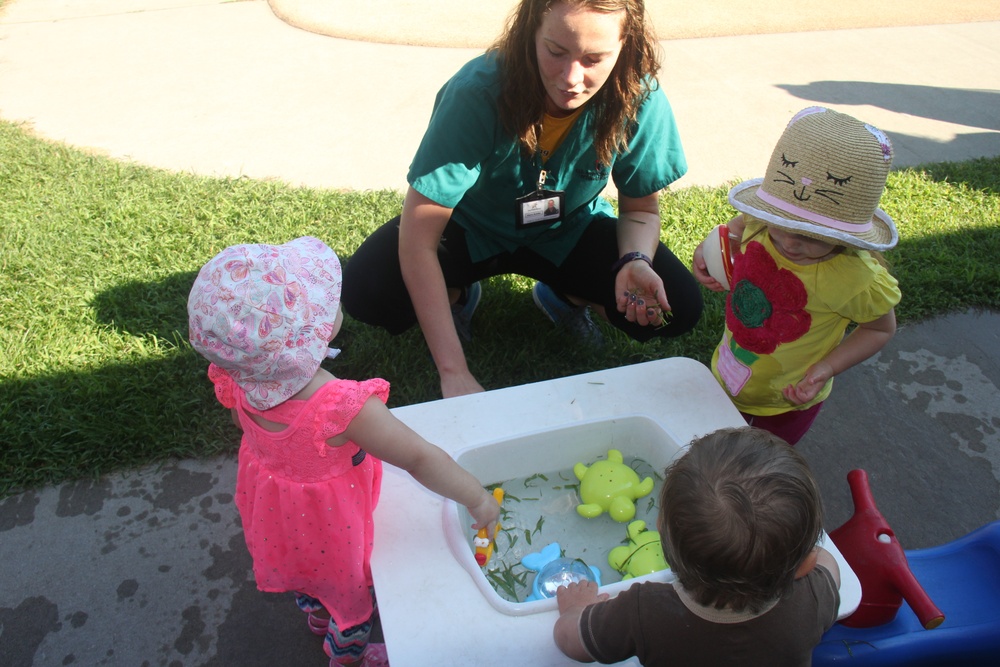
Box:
[521,542,602,602]
[813,469,1000,666]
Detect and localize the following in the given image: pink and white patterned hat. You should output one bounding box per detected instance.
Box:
[187,236,342,410]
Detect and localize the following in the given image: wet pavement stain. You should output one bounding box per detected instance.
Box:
[66,610,88,628]
[0,456,252,665]
[148,467,216,513]
[0,596,61,667]
[875,348,1000,495]
[0,491,39,532]
[1,313,997,665]
[174,605,209,656]
[117,578,140,602]
[56,478,112,518]
[203,532,252,587]
[800,311,1000,551]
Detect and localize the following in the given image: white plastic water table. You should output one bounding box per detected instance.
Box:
[372,358,861,666]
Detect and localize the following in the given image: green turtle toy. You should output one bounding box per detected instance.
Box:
[574,449,654,522]
[608,520,669,579]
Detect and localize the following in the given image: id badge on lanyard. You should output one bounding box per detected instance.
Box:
[515,167,565,230]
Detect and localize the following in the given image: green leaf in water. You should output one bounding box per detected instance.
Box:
[487,569,518,599]
[506,531,519,550]
[523,472,549,488]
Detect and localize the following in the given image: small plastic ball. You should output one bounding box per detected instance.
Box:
[534,558,597,599]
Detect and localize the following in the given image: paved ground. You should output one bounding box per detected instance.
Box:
[265,0,1000,47]
[1,0,999,665]
[3,311,998,666]
[2,1,999,193]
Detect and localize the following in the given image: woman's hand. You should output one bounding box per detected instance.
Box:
[615,193,668,326]
[441,370,485,399]
[615,260,670,326]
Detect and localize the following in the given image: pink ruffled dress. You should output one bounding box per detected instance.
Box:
[209,364,388,630]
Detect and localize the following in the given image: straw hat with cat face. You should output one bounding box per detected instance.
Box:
[729,106,898,251]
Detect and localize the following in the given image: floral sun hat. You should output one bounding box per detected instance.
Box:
[187,236,342,410]
[729,106,898,252]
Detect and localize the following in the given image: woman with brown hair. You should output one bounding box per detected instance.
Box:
[342,0,702,398]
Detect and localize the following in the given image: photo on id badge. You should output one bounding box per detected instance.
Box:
[521,196,561,226]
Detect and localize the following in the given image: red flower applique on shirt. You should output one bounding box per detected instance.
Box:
[726,241,811,355]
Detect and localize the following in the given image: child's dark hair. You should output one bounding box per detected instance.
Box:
[659,427,823,613]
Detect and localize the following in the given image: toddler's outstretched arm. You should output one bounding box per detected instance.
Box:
[783,308,897,405]
[342,397,500,534]
[815,547,842,589]
[553,581,607,662]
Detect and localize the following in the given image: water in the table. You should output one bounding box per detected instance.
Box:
[464,455,663,603]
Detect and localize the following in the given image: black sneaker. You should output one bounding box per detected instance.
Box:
[451,281,481,342]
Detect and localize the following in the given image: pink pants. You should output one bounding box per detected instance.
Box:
[740,402,823,446]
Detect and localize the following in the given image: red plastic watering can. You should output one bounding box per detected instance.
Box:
[830,469,945,629]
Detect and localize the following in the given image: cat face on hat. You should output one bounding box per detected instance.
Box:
[729,106,898,251]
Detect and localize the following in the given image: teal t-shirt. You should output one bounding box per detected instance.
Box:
[407,53,687,265]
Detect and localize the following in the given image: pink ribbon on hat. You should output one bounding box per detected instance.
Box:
[756,189,873,233]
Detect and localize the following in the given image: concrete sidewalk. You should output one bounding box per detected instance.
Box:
[1,1,999,193]
[2,311,998,666]
[1,1,999,665]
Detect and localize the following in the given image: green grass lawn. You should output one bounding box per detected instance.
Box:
[2,119,999,497]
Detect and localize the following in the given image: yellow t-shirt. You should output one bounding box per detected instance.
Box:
[711,222,901,416]
[538,109,583,164]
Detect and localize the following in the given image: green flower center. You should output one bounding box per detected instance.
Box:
[731,279,772,328]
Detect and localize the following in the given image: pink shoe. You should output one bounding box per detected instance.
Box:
[307,612,330,636]
[327,645,387,667]
[362,643,389,667]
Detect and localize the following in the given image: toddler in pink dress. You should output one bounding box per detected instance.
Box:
[188,237,500,667]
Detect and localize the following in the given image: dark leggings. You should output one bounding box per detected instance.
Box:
[342,215,703,341]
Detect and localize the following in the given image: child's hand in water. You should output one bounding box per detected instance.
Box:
[783,361,834,405]
[468,490,501,538]
[556,580,608,613]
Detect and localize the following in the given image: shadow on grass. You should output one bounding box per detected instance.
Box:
[916,156,1000,196]
[0,268,724,497]
[332,273,731,405]
[0,353,234,497]
[4,210,999,497]
[91,270,197,341]
[891,229,1000,321]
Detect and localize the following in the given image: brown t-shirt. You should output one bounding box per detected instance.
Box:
[580,566,839,666]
